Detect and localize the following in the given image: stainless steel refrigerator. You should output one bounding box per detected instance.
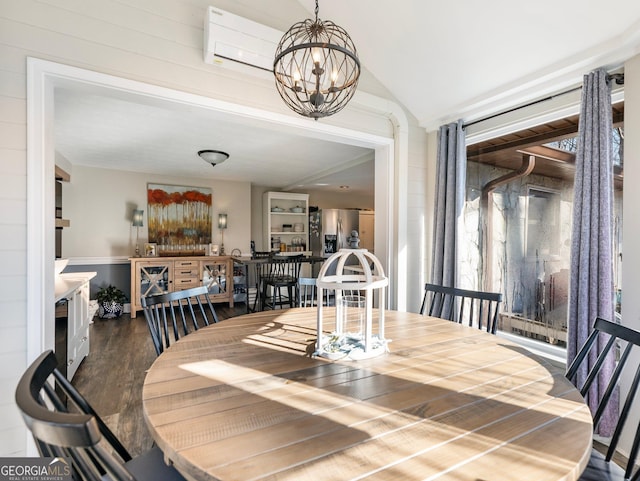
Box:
[310,209,360,257]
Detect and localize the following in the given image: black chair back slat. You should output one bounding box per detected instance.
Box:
[52,365,131,461]
[566,328,599,380]
[141,285,219,356]
[592,340,630,426]
[608,362,640,472]
[421,283,503,334]
[580,335,617,398]
[16,350,187,481]
[15,351,129,478]
[566,317,640,480]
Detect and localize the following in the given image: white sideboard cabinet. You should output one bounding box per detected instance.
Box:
[129,255,234,318]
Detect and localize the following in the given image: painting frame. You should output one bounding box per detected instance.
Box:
[147,183,212,248]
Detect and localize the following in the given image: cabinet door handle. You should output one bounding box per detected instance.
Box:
[68,359,74,366]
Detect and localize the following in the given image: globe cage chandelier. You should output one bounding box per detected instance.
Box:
[273,0,361,120]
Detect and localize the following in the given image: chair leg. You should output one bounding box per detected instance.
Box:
[252,283,260,312]
[261,284,269,311]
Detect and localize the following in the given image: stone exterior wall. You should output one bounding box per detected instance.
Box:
[464,160,622,345]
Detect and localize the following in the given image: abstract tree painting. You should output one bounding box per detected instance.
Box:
[147,183,212,247]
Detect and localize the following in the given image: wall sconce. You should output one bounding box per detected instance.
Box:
[132,209,144,257]
[218,213,227,255]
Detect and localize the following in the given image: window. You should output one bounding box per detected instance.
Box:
[464,113,623,348]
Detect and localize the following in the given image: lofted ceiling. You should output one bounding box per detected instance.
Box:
[54,0,640,190]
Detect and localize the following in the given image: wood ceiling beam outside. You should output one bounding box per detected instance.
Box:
[517,145,575,164]
[467,124,580,160]
[467,109,623,162]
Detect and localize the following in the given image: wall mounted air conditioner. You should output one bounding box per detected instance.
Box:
[204,7,283,75]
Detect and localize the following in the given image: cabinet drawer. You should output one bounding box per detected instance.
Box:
[174,267,199,278]
[174,277,201,289]
[174,260,199,269]
[67,327,89,381]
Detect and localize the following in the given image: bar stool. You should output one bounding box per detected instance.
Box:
[260,255,303,310]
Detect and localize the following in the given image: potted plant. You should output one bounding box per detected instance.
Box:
[96,284,128,319]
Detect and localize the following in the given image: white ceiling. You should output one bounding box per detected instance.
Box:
[54,86,374,192]
[323,0,640,128]
[54,0,640,189]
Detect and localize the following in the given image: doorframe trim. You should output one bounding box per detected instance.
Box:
[27,57,409,366]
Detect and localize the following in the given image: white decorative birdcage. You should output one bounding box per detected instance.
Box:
[316,249,388,360]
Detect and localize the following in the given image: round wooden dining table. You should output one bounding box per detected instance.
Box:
[142,308,592,481]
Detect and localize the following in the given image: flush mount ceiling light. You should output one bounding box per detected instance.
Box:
[273,0,360,120]
[198,149,229,166]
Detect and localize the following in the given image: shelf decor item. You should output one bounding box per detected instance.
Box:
[96,284,128,319]
[144,243,157,257]
[316,249,388,360]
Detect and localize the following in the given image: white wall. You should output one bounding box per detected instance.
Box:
[620,53,640,458]
[407,126,432,311]
[62,166,252,257]
[1,0,429,456]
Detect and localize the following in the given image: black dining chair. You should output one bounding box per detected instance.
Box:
[15,350,186,481]
[298,277,333,307]
[141,285,219,356]
[420,283,503,334]
[260,255,303,310]
[250,251,273,312]
[298,277,318,307]
[566,317,640,481]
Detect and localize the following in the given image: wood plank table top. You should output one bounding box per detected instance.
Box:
[142,308,593,481]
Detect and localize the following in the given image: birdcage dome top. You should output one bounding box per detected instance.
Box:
[316,249,388,290]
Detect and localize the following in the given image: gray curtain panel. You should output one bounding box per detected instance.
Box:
[568,68,617,435]
[431,119,466,292]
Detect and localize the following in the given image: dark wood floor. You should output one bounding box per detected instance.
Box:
[72,302,248,457]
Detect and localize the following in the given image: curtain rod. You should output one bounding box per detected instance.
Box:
[462,73,624,130]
